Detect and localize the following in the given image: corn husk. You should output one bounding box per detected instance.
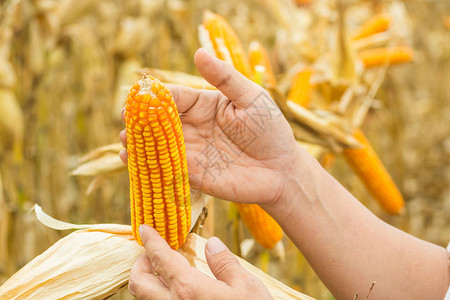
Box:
[71,154,125,177]
[138,68,216,90]
[0,205,313,300]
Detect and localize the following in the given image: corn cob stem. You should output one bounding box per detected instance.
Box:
[125,74,191,249]
[342,129,404,214]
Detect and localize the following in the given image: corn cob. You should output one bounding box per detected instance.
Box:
[319,152,335,170]
[358,46,414,68]
[287,68,313,108]
[248,41,277,87]
[351,13,391,40]
[445,16,450,30]
[125,74,191,249]
[294,0,312,5]
[201,11,253,79]
[342,129,404,214]
[235,203,283,249]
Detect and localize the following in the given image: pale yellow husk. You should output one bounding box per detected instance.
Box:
[0,205,313,300]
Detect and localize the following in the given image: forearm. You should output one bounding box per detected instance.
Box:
[263,145,450,300]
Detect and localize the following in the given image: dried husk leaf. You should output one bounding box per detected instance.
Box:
[138,68,216,90]
[77,143,124,164]
[0,223,143,300]
[0,205,313,300]
[71,154,125,176]
[287,100,360,148]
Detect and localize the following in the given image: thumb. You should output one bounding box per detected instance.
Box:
[205,237,248,285]
[194,48,263,109]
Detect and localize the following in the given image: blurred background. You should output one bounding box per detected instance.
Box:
[0,0,449,299]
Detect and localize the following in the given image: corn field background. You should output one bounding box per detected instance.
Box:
[0,0,449,299]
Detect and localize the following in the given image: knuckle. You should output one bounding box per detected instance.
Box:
[174,283,196,300]
[128,273,139,296]
[240,274,263,294]
[211,255,237,278]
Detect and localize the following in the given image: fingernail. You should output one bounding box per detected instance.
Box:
[206,237,227,255]
[198,47,213,57]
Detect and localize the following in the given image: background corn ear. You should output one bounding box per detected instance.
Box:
[125,75,191,249]
[287,69,313,108]
[202,10,253,79]
[248,41,277,87]
[358,46,414,68]
[342,129,405,214]
[235,203,283,249]
[351,13,391,40]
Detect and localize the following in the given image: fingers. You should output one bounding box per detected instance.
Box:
[129,254,171,300]
[119,149,127,164]
[166,84,202,114]
[139,225,192,285]
[194,48,263,109]
[121,106,126,122]
[119,128,128,165]
[205,237,250,286]
[120,129,127,147]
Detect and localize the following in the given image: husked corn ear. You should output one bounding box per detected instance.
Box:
[319,152,335,170]
[287,68,313,108]
[294,0,312,5]
[343,129,404,214]
[445,16,450,30]
[236,203,283,249]
[351,13,391,40]
[358,46,414,68]
[125,74,191,249]
[248,41,277,87]
[202,11,253,79]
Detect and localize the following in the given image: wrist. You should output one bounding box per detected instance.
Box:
[261,144,318,221]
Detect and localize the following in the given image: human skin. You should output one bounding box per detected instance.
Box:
[120,48,450,300]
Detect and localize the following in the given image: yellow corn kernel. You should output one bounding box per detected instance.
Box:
[342,129,404,214]
[202,10,253,79]
[287,68,313,108]
[358,46,414,68]
[248,41,277,87]
[351,13,391,40]
[235,203,283,249]
[125,74,191,249]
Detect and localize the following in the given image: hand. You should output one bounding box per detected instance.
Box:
[129,225,272,300]
[120,48,301,206]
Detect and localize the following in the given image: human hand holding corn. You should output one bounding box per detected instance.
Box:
[120,48,301,209]
[121,49,449,300]
[128,224,272,300]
